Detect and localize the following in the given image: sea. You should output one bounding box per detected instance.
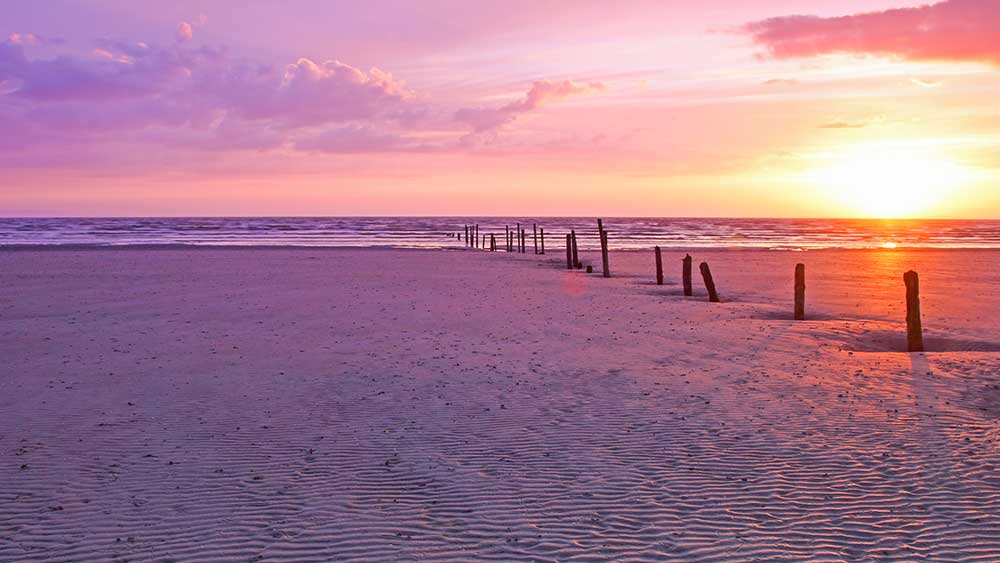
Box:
[1,217,998,250]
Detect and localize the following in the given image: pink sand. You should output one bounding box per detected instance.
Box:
[2,247,999,562]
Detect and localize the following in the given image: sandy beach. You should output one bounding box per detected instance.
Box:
[2,246,999,562]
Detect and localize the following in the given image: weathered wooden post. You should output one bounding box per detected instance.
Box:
[521,229,527,254]
[540,228,545,254]
[565,234,573,269]
[700,262,720,303]
[491,234,496,252]
[570,230,581,269]
[475,224,480,249]
[464,225,468,245]
[654,246,663,285]
[682,254,693,296]
[600,229,610,278]
[904,270,924,352]
[794,263,806,320]
[533,224,539,254]
[586,265,593,273]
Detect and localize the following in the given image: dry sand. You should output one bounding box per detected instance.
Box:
[2,246,999,562]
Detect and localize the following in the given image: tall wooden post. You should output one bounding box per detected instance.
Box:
[533,224,538,254]
[505,225,510,251]
[540,228,545,254]
[904,270,924,352]
[565,234,573,269]
[464,225,468,246]
[700,262,720,303]
[491,234,496,252]
[521,229,526,254]
[794,264,806,320]
[654,246,663,285]
[600,230,610,278]
[682,254,693,296]
[475,224,479,249]
[571,230,580,269]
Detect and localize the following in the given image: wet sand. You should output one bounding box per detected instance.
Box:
[2,247,999,562]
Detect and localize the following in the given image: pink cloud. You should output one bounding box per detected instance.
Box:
[1,26,612,164]
[0,35,414,138]
[455,79,606,133]
[175,21,194,43]
[743,0,1000,66]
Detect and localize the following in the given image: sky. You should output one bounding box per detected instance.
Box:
[2,0,1000,218]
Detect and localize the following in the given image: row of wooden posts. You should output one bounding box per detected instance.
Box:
[456,219,925,353]
[459,222,549,255]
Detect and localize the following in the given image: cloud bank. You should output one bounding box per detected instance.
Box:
[1,27,603,160]
[743,0,1000,66]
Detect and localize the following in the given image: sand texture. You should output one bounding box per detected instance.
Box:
[2,247,999,562]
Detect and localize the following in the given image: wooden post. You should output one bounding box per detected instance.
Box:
[491,234,496,252]
[794,263,806,320]
[654,246,663,285]
[533,224,538,254]
[565,234,572,269]
[463,225,468,245]
[516,223,520,252]
[571,230,580,269]
[540,228,545,254]
[599,227,610,278]
[521,229,526,254]
[682,254,693,296]
[904,270,924,352]
[586,265,593,273]
[475,224,479,249]
[700,262,720,303]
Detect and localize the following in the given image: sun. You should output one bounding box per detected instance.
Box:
[807,147,969,218]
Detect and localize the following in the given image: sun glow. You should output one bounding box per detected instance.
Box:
[808,147,970,218]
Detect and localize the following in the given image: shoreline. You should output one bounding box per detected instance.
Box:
[3,243,1000,252]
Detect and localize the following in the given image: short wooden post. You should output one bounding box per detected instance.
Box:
[794,263,806,320]
[571,230,581,269]
[491,234,496,252]
[700,262,720,303]
[600,230,610,278]
[586,265,593,273]
[904,270,924,352]
[565,234,573,269]
[533,224,538,254]
[682,254,693,296]
[654,246,663,285]
[540,228,545,254]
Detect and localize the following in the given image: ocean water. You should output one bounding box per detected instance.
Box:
[0,217,998,250]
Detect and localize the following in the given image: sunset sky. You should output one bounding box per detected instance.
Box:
[3,0,1000,218]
